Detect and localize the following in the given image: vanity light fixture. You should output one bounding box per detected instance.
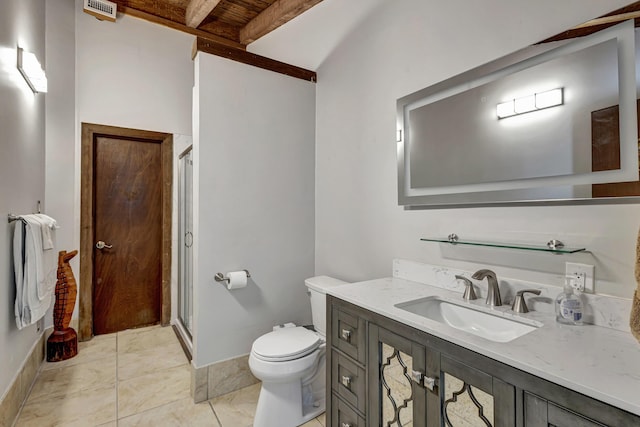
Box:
[514,94,536,114]
[17,47,47,93]
[497,88,563,119]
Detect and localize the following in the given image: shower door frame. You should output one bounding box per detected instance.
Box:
[177,145,194,341]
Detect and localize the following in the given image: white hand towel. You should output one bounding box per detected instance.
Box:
[35,214,57,250]
[13,219,26,329]
[632,228,640,343]
[13,214,56,329]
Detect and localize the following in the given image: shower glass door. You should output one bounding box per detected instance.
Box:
[178,147,193,340]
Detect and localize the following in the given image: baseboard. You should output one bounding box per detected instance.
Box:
[0,331,46,427]
[191,354,259,403]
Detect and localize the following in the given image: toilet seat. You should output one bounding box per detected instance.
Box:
[252,327,321,362]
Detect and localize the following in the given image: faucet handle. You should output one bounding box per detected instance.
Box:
[455,275,477,301]
[512,289,542,313]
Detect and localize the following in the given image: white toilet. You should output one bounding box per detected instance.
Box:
[249,276,347,427]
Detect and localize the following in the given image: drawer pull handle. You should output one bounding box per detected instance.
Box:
[341,375,352,388]
[341,329,352,342]
[411,370,424,384]
[341,423,352,427]
[424,375,438,391]
[411,370,438,391]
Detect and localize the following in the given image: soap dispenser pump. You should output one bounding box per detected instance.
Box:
[555,277,583,325]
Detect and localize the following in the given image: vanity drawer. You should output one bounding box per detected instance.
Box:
[332,394,365,427]
[331,305,366,363]
[332,350,366,414]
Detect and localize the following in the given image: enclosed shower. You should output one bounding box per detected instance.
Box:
[177,146,193,346]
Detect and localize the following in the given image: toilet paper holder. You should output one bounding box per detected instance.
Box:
[214,269,251,284]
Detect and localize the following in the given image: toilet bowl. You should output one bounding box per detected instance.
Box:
[249,276,347,427]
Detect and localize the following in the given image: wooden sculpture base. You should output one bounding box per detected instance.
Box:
[46,329,78,362]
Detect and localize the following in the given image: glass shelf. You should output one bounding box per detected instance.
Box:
[420,235,586,254]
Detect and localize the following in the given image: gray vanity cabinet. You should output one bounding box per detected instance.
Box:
[326,295,640,427]
[329,303,368,427]
[524,393,607,427]
[439,355,516,427]
[366,326,516,427]
[367,324,436,427]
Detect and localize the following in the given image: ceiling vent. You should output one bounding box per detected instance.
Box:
[83,0,117,22]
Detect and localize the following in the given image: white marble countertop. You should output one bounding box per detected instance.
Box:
[326,277,640,416]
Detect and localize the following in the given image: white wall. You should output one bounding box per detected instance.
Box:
[193,53,315,366]
[44,2,195,324]
[45,0,75,329]
[315,0,640,299]
[75,2,193,135]
[0,0,46,401]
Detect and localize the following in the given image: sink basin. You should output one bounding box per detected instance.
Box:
[395,297,541,343]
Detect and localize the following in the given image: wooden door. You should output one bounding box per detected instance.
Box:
[93,136,162,334]
[80,123,172,340]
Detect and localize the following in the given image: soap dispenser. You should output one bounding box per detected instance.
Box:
[555,277,583,325]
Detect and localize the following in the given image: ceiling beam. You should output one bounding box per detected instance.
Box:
[572,10,640,29]
[539,1,640,44]
[194,38,317,82]
[239,0,322,45]
[118,6,245,50]
[186,0,222,28]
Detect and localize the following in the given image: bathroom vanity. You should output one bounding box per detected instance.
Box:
[325,277,640,427]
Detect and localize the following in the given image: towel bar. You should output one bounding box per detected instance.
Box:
[8,200,42,223]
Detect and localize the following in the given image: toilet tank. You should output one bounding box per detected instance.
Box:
[305,276,348,337]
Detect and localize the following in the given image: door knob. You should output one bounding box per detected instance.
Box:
[96,241,113,250]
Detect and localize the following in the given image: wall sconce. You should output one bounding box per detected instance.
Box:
[496,88,563,119]
[17,47,47,93]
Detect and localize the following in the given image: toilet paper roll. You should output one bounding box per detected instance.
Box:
[226,270,248,290]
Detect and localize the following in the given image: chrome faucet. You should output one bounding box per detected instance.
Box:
[455,275,477,301]
[511,289,542,313]
[471,269,502,306]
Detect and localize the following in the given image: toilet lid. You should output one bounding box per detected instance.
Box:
[252,327,321,362]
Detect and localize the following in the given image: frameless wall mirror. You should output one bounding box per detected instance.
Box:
[397,19,639,208]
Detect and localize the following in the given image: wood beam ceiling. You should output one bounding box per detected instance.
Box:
[240,0,322,44]
[540,1,640,43]
[573,10,640,29]
[118,5,245,49]
[194,37,316,81]
[110,0,323,80]
[114,0,324,46]
[186,0,223,28]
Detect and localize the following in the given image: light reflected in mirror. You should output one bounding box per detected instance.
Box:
[409,39,619,188]
[397,19,639,208]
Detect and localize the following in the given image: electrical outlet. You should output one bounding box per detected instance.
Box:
[565,262,594,293]
[568,272,586,292]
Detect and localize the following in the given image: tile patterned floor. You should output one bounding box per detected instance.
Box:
[13,325,326,427]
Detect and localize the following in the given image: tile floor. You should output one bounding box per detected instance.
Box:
[14,325,326,427]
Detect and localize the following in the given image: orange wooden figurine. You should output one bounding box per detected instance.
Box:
[47,250,79,362]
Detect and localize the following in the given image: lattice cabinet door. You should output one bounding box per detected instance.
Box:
[368,325,441,427]
[440,355,516,427]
